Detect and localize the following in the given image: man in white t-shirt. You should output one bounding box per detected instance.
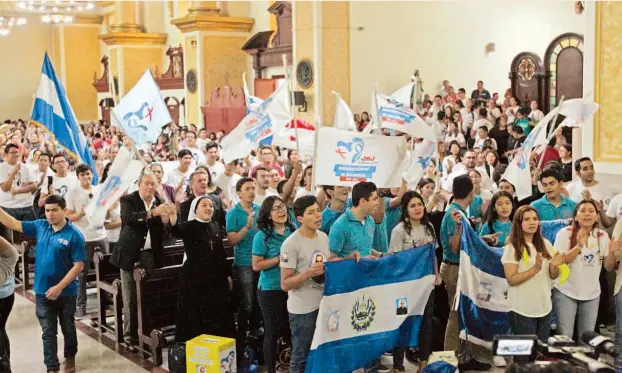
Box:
[442,149,493,195]
[205,142,225,182]
[528,100,545,123]
[30,152,54,189]
[0,143,36,222]
[39,154,78,208]
[66,163,109,318]
[166,149,194,190]
[566,157,617,228]
[252,166,277,206]
[280,196,330,373]
[214,161,242,209]
[182,131,206,165]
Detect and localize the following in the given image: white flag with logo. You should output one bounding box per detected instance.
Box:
[111,69,171,146]
[85,146,144,229]
[391,81,415,108]
[220,83,291,163]
[314,127,408,188]
[375,92,435,139]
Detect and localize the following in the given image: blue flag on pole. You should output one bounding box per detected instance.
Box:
[458,218,570,347]
[306,245,435,373]
[31,52,98,184]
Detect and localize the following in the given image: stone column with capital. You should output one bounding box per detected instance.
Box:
[172,2,253,128]
[100,1,168,99]
[293,1,351,126]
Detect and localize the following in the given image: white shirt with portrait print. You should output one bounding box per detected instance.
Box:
[0,162,33,208]
[553,227,610,301]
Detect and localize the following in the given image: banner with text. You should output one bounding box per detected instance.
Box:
[314,127,407,187]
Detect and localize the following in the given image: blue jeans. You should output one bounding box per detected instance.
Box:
[258,290,290,373]
[235,266,261,334]
[615,290,622,362]
[552,288,599,340]
[35,295,78,371]
[289,310,318,373]
[509,311,551,363]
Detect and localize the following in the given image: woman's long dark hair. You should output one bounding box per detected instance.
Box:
[300,165,313,187]
[399,191,435,239]
[510,205,550,261]
[483,191,515,234]
[568,199,601,251]
[257,196,295,242]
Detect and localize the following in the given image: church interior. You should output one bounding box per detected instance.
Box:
[0,1,621,372]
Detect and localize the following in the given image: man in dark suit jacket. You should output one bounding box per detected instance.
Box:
[110,172,175,348]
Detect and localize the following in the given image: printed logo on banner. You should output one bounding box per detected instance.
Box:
[97,176,122,207]
[351,295,376,332]
[378,97,416,126]
[243,96,276,143]
[122,102,153,132]
[333,138,378,182]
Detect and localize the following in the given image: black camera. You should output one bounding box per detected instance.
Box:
[492,331,618,373]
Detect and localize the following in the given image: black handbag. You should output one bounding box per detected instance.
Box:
[167,343,186,373]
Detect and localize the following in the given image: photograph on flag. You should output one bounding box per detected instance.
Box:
[314,127,408,188]
[306,245,435,373]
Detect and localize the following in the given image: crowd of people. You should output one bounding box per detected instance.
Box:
[0,78,620,373]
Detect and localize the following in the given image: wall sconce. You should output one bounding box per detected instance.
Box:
[294,91,307,112]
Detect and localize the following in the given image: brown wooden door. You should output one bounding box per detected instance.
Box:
[544,33,584,113]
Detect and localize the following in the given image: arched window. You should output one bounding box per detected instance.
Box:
[545,33,584,111]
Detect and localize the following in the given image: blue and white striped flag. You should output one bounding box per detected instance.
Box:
[306,245,435,373]
[243,71,264,113]
[458,218,570,347]
[31,52,98,184]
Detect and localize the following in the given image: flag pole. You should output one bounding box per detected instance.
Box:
[372,80,382,136]
[537,96,565,170]
[282,54,300,155]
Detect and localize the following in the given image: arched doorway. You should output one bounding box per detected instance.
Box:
[544,33,584,113]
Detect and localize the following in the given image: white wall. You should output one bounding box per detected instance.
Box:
[349,1,585,113]
[0,15,52,120]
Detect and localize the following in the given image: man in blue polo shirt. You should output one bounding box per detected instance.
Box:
[226,177,261,345]
[440,174,491,371]
[0,194,86,373]
[531,169,576,221]
[320,185,350,234]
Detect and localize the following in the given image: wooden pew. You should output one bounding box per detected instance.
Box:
[92,249,123,343]
[9,230,36,290]
[133,264,183,366]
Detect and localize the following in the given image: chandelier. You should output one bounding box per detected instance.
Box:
[16,1,95,24]
[0,16,27,36]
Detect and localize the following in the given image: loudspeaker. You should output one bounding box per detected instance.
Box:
[294,91,306,106]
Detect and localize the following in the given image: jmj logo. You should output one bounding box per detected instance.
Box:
[334,138,377,182]
[123,102,154,132]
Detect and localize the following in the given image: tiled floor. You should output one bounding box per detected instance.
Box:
[9,289,166,373]
[6,287,511,373]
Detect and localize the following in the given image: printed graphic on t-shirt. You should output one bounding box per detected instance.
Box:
[309,250,326,285]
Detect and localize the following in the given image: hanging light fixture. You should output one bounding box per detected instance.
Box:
[16,1,96,25]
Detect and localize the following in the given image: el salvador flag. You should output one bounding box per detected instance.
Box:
[31,52,98,184]
[458,218,570,347]
[306,245,435,373]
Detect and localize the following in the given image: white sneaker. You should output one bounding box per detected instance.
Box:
[493,356,507,367]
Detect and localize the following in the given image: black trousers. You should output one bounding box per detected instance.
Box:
[0,293,15,372]
[258,290,290,373]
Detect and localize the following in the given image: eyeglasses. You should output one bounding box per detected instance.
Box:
[271,204,287,212]
[54,160,66,165]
